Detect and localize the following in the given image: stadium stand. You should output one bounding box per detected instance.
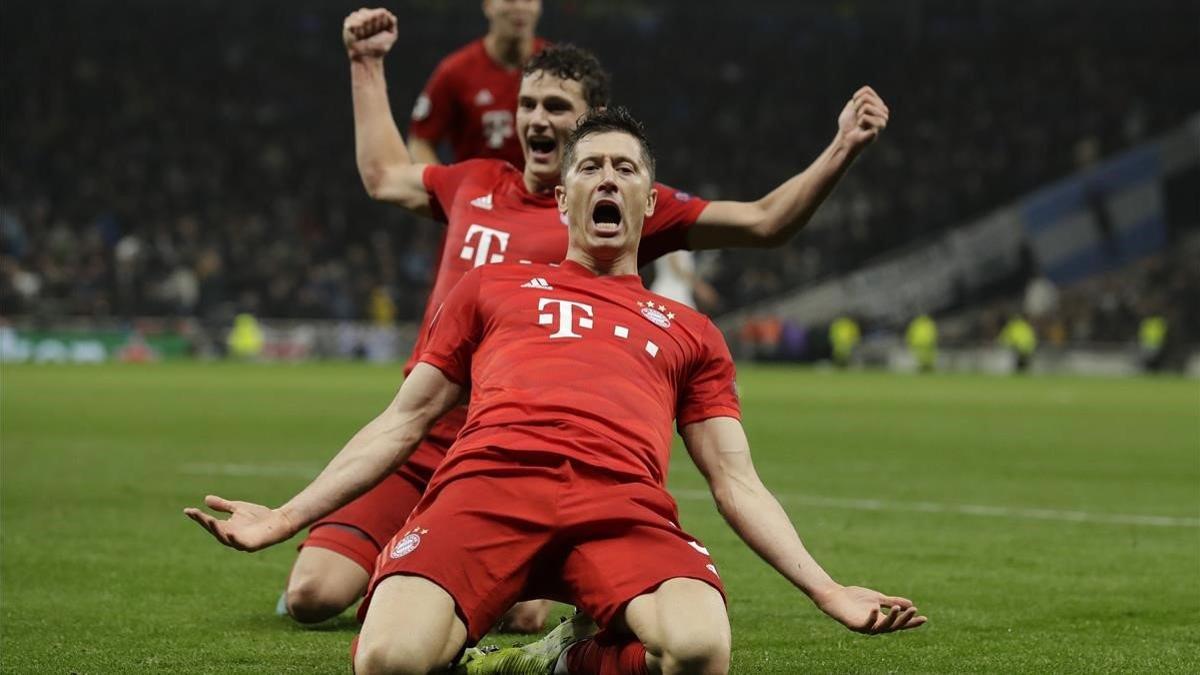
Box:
[2,0,1197,343]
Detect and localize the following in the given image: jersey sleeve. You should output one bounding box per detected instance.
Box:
[408,57,458,143]
[637,183,711,265]
[676,320,741,427]
[422,159,492,223]
[417,267,485,385]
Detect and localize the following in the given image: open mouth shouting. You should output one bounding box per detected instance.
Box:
[590,198,623,237]
[527,135,557,164]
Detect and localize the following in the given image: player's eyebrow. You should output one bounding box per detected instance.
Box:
[521,93,576,109]
[577,153,642,170]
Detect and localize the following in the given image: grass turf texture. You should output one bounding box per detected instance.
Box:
[2,363,1198,673]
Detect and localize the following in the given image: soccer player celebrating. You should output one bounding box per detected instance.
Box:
[279,7,890,630]
[186,109,924,674]
[407,0,546,167]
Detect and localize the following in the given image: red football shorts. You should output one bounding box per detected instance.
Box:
[298,408,467,572]
[359,455,726,643]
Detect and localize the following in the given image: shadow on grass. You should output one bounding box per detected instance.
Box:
[284,614,362,633]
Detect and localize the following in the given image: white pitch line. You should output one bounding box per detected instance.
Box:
[179,463,1199,529]
[670,489,1200,528]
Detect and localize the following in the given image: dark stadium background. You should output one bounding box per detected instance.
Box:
[3,0,1197,371]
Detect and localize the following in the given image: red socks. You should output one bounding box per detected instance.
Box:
[564,632,649,675]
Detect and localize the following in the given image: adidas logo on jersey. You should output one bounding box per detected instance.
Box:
[521,278,553,290]
[470,193,493,210]
[474,88,495,106]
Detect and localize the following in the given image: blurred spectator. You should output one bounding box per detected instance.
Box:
[999,314,1037,372]
[1138,315,1168,372]
[829,316,860,368]
[227,313,265,359]
[1023,276,1060,320]
[906,314,938,372]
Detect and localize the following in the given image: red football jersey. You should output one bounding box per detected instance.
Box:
[408,38,548,168]
[419,260,741,487]
[404,158,710,374]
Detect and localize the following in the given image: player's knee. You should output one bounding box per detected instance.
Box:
[658,627,730,675]
[352,637,434,675]
[286,575,352,624]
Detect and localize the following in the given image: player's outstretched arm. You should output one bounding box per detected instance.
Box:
[407,136,442,166]
[184,363,462,552]
[344,8,433,213]
[686,86,889,249]
[681,416,926,634]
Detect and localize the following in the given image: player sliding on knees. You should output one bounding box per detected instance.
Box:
[186,108,924,675]
[278,7,892,635]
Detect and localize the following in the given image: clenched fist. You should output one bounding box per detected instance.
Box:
[837,86,890,152]
[343,8,398,61]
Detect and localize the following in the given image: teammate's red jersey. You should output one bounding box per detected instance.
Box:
[404,158,710,374]
[419,260,741,487]
[408,38,548,167]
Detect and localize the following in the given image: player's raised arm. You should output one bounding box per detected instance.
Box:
[680,416,927,634]
[184,363,462,552]
[686,86,890,249]
[344,8,433,213]
[407,135,442,166]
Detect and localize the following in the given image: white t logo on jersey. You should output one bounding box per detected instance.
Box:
[538,298,594,339]
[482,110,514,149]
[460,224,511,267]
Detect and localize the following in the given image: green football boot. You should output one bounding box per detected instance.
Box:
[455,612,597,675]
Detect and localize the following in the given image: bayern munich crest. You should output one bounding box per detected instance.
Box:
[389,532,422,559]
[638,300,674,329]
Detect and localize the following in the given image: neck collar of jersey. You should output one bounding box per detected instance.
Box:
[559,259,644,286]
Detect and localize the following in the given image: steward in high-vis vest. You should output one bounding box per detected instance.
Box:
[906,314,937,373]
[999,315,1037,373]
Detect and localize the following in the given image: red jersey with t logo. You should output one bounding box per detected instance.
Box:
[418,260,741,487]
[408,38,549,168]
[408,158,710,374]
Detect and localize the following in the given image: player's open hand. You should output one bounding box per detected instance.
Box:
[183,495,296,552]
[837,86,889,152]
[814,584,927,634]
[343,8,398,60]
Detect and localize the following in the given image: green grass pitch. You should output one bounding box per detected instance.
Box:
[2,363,1198,673]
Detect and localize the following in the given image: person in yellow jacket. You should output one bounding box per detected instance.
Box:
[227,313,265,359]
[906,314,937,373]
[1138,315,1167,372]
[999,314,1037,373]
[829,316,861,368]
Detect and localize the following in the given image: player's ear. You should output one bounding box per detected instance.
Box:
[644,187,657,219]
[555,184,568,214]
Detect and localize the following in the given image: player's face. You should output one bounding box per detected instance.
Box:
[556,131,658,256]
[517,73,589,184]
[483,0,541,39]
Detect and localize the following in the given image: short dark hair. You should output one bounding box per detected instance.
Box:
[561,106,656,181]
[523,44,611,110]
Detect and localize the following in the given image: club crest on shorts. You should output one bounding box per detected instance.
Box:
[389,531,423,559]
[637,300,674,329]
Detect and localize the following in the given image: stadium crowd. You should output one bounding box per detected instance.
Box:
[3,0,1198,332]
